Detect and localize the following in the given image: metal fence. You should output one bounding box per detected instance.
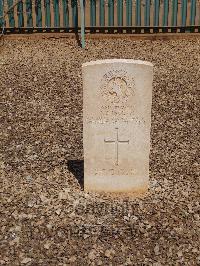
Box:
[0,0,200,34]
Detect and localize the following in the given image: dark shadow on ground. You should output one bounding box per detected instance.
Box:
[67,160,84,189]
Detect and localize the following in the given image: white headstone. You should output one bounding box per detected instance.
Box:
[82,59,153,194]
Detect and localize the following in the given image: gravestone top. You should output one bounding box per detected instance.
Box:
[82,59,153,67]
[82,59,153,195]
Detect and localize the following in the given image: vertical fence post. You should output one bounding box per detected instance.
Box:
[154,0,160,26]
[199,2,200,25]
[53,0,60,27]
[63,0,69,27]
[80,0,85,48]
[135,0,141,26]
[108,0,114,26]
[171,0,178,26]
[71,0,78,29]
[7,0,15,27]
[163,0,169,27]
[117,0,123,26]
[99,0,105,26]
[181,0,187,26]
[44,0,51,28]
[26,0,33,27]
[144,0,150,26]
[35,0,42,27]
[126,0,132,26]
[190,0,196,26]
[90,0,96,26]
[0,0,3,27]
[17,0,24,27]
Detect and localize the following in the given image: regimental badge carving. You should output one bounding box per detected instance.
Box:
[99,69,135,119]
[101,69,135,105]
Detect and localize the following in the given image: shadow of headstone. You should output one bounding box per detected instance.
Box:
[67,160,84,189]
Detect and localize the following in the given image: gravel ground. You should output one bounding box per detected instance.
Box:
[0,36,200,265]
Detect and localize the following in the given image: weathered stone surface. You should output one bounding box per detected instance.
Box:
[82,59,153,193]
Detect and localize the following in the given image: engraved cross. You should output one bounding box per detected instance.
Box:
[104,127,129,166]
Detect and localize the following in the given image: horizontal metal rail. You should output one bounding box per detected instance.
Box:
[1,25,199,34]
